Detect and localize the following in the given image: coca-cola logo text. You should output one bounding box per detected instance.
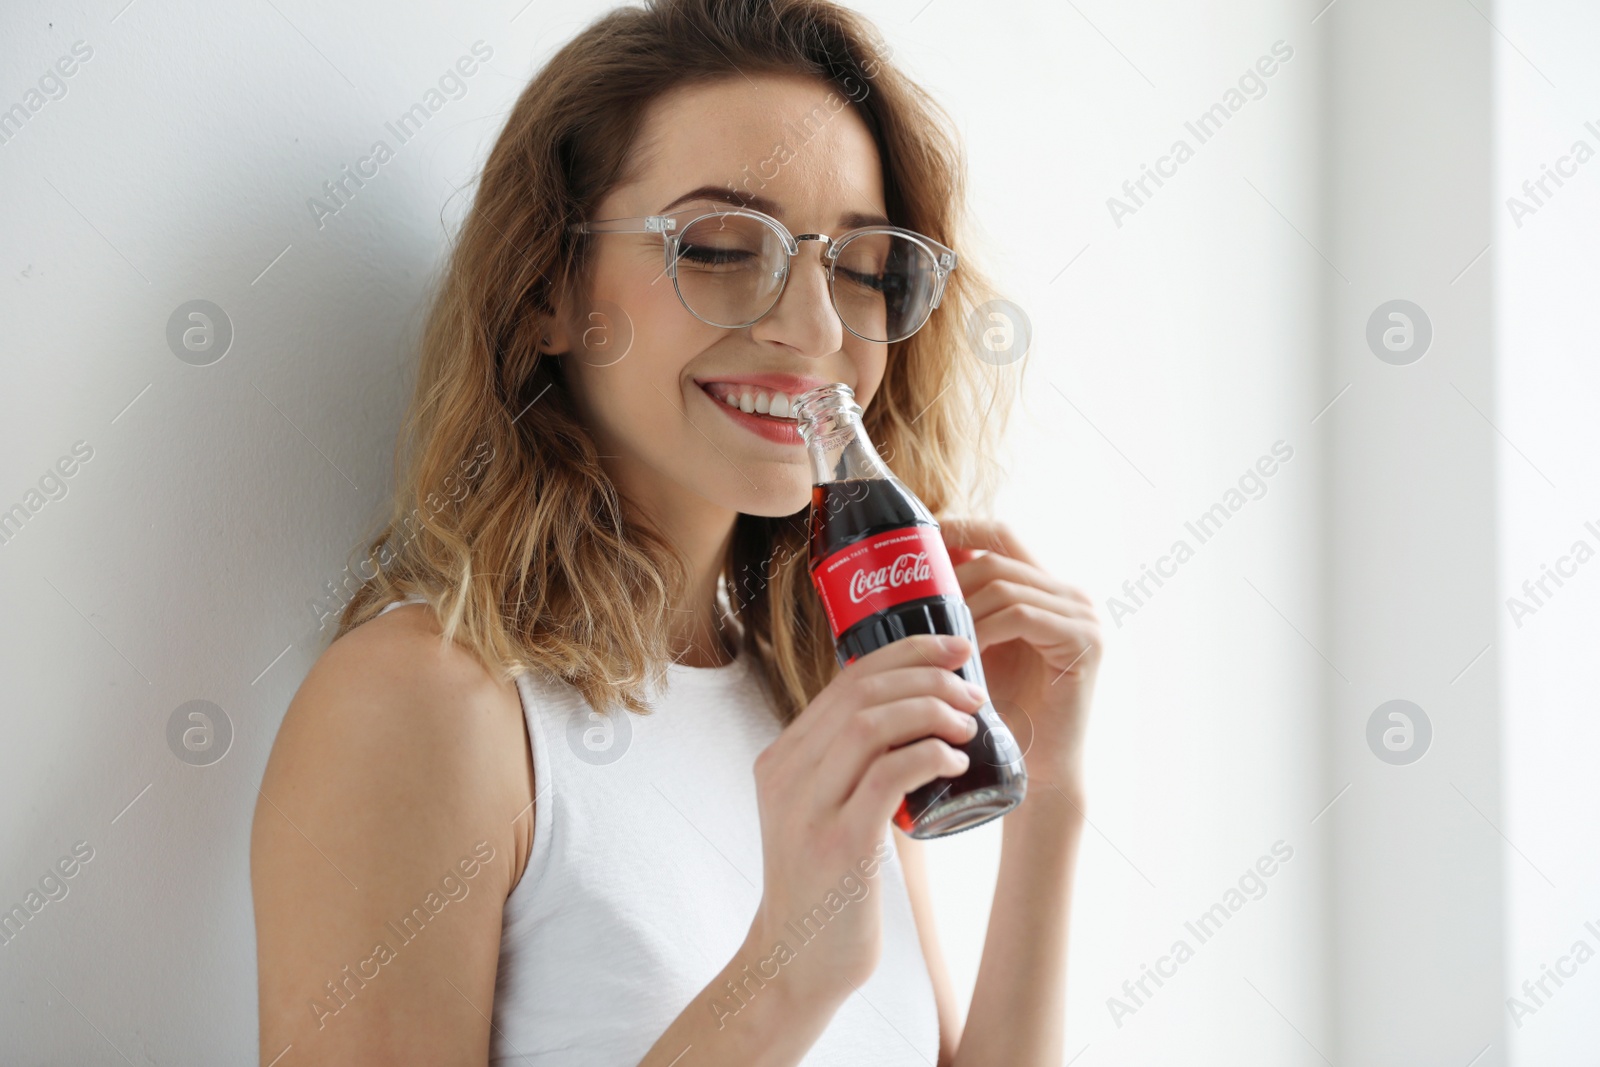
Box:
[847,551,932,604]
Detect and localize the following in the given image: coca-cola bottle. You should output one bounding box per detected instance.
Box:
[792,382,1027,839]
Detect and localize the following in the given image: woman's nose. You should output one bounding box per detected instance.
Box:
[748,240,845,358]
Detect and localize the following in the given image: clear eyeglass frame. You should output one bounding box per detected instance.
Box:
[566,203,959,344]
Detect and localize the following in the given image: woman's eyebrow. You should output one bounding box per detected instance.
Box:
[658,185,892,229]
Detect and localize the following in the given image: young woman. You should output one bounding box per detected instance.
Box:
[250,1,1101,1064]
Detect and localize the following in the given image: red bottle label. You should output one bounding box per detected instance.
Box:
[811,524,962,637]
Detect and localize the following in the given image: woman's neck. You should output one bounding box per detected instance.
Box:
[667,516,739,667]
[608,458,741,668]
[669,586,738,668]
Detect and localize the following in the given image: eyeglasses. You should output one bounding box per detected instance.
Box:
[567,203,958,344]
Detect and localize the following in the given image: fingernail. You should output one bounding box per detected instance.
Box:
[963,715,980,736]
[966,683,989,704]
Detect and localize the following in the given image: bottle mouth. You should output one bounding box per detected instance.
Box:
[793,383,862,442]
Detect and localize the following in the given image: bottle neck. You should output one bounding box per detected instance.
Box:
[795,384,895,485]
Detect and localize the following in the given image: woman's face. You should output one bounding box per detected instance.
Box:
[549,73,890,524]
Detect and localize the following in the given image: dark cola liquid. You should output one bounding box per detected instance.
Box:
[810,479,1027,838]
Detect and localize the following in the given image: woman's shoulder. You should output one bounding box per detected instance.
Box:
[251,599,537,1053]
[294,600,526,744]
[256,598,535,892]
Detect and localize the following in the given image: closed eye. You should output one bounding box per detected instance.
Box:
[836,266,889,293]
[678,244,757,268]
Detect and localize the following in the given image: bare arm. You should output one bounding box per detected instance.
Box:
[932,518,1099,1065]
[627,932,849,1067]
[251,608,533,1066]
[893,829,962,1067]
[951,785,1086,1067]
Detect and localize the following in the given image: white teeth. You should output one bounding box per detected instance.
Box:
[706,383,797,419]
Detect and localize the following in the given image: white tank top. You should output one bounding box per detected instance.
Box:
[374,595,941,1065]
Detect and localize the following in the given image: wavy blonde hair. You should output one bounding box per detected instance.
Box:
[335,0,1025,724]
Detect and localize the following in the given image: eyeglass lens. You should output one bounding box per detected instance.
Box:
[670,213,941,343]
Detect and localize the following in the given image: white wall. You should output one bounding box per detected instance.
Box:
[3,1,1578,1064]
[1,2,551,1060]
[1494,1,1600,1061]
[1321,3,1505,1063]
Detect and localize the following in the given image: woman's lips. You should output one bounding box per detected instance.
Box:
[697,382,805,446]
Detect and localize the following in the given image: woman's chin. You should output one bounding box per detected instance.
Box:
[703,478,812,520]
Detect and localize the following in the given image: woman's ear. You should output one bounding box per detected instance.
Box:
[537,280,576,355]
[538,319,572,355]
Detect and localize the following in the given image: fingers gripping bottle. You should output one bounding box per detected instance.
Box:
[793,382,1027,839]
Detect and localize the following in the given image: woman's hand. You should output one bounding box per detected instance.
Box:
[747,633,987,1008]
[941,519,1101,798]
